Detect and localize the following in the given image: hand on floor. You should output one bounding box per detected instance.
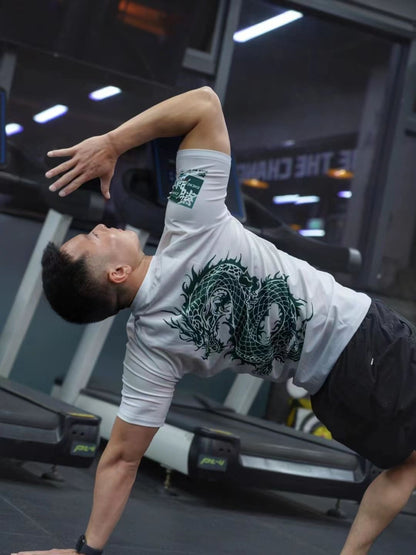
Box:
[11,549,77,555]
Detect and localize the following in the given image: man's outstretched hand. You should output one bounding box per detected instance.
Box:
[11,550,77,555]
[45,134,119,199]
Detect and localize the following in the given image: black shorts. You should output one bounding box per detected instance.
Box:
[311,299,416,469]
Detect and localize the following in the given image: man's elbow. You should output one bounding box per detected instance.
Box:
[198,85,218,100]
[197,86,222,112]
[101,419,158,470]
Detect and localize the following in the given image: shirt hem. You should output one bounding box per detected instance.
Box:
[117,410,164,428]
[297,294,372,395]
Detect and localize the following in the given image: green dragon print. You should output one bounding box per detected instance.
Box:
[165,257,313,376]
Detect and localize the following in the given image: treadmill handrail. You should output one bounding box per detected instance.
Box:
[240,440,357,470]
[243,193,361,273]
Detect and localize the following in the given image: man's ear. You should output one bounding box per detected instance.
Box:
[108,265,131,284]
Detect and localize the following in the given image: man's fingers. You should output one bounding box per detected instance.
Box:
[48,168,81,193]
[45,136,117,198]
[11,550,76,554]
[58,175,89,197]
[47,147,76,158]
[45,159,76,179]
[100,175,112,200]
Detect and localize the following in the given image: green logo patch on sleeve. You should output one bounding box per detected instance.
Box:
[169,169,206,208]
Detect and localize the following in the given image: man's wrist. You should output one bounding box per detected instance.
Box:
[106,128,134,158]
[75,534,103,555]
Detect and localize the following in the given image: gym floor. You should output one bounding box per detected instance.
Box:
[2,447,416,555]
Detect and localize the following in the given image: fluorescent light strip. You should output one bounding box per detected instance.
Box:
[89,86,121,101]
[295,195,320,205]
[5,123,23,136]
[273,194,320,205]
[33,105,68,123]
[273,194,299,205]
[299,229,326,237]
[234,10,303,43]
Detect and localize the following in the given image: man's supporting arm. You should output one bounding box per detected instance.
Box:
[12,418,158,555]
[46,87,230,198]
[84,417,158,550]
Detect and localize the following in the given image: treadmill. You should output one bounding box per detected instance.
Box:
[51,138,374,500]
[0,376,100,467]
[164,395,372,500]
[0,168,104,467]
[73,386,372,500]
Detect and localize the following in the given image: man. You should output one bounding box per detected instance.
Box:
[13,87,416,555]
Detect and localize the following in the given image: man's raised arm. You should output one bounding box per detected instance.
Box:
[46,87,230,199]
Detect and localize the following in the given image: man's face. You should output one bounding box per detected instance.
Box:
[62,224,142,275]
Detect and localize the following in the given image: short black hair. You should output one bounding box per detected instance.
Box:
[41,242,118,324]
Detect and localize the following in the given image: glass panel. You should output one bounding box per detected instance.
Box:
[1,45,173,226]
[188,0,221,52]
[0,0,195,86]
[224,0,394,248]
[376,132,416,318]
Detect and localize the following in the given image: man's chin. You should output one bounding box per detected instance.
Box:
[127,229,141,249]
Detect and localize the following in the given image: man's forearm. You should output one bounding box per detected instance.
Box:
[45,86,228,198]
[107,86,219,156]
[83,453,140,550]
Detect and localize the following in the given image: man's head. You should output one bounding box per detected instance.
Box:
[41,224,143,324]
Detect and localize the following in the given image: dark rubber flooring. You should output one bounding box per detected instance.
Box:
[2,447,416,555]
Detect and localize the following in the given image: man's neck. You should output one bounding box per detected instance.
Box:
[125,254,153,307]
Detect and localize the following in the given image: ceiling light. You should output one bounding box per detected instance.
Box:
[234,10,303,43]
[5,123,23,136]
[299,229,325,237]
[273,194,299,205]
[338,190,352,199]
[89,86,122,101]
[33,105,68,123]
[273,194,320,205]
[295,195,320,205]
